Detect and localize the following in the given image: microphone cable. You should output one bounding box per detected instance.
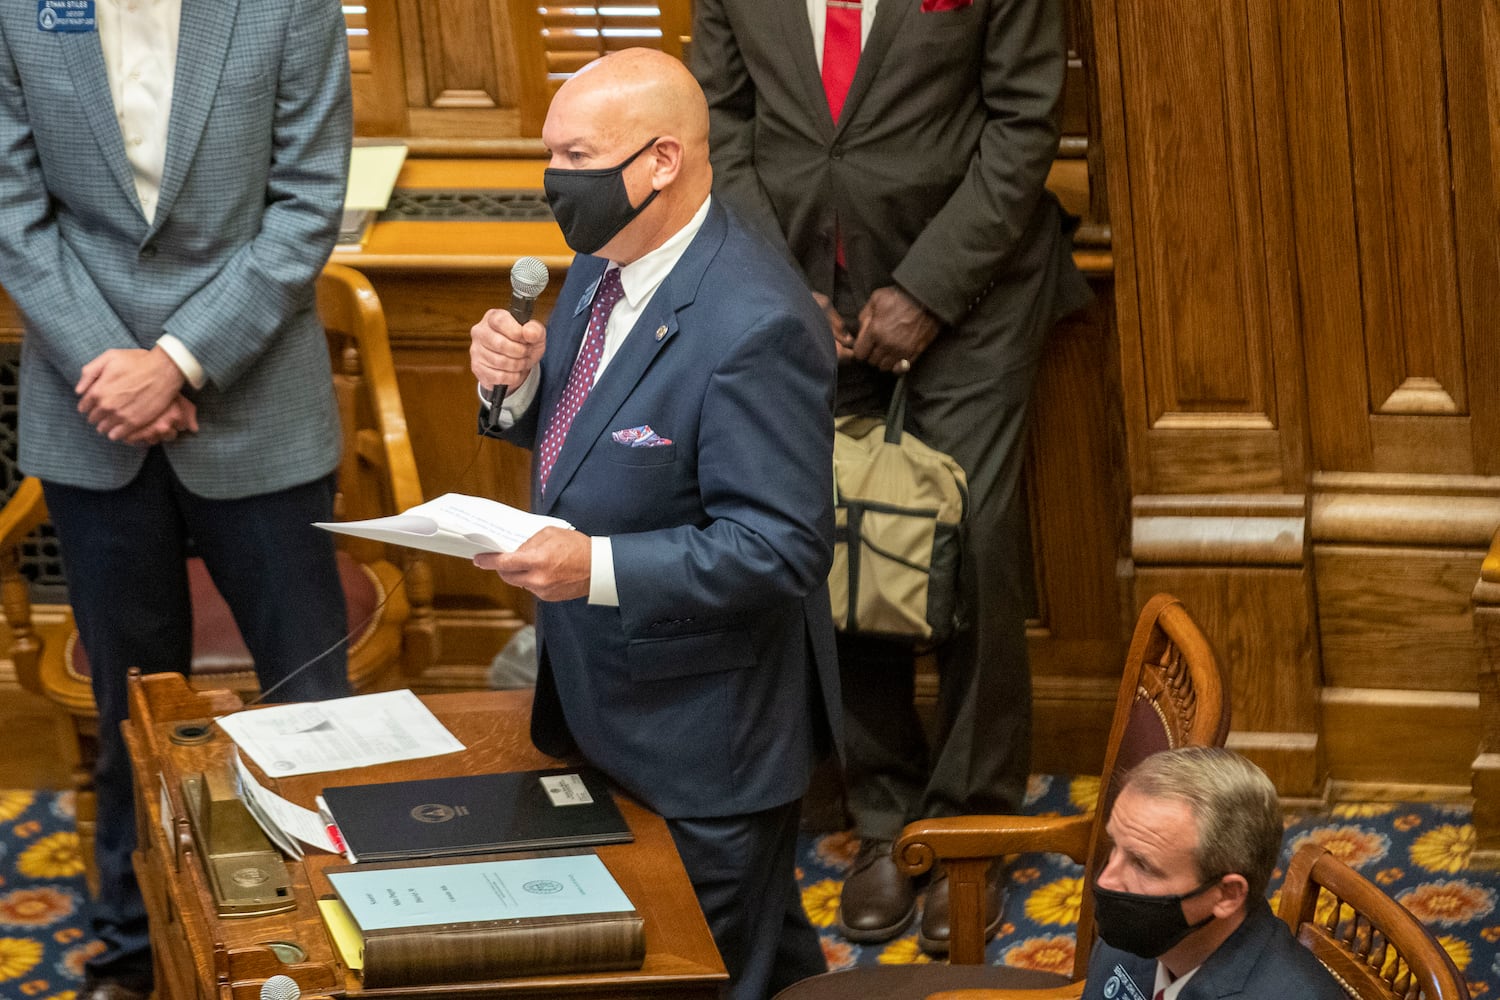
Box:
[248,428,494,706]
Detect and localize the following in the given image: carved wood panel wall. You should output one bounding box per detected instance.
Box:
[1097,0,1500,796]
[350,1,692,146]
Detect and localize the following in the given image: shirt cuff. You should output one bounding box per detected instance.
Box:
[156,335,206,389]
[589,535,619,607]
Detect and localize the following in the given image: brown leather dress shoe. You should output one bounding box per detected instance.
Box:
[80,977,151,1000]
[917,862,1007,956]
[836,838,917,943]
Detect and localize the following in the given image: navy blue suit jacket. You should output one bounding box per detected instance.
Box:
[499,199,841,820]
[1083,899,1347,1000]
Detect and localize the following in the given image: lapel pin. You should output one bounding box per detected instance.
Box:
[655,325,667,341]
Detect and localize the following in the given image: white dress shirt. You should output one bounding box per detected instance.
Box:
[806,0,879,64]
[98,0,204,388]
[487,195,713,606]
[1154,961,1201,1000]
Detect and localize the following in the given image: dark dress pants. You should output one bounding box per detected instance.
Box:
[43,447,351,988]
[829,227,1082,840]
[668,799,827,1000]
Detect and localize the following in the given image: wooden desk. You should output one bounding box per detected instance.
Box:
[124,672,727,1000]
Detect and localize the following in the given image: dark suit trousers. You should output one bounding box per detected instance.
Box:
[668,800,826,1000]
[832,234,1079,839]
[43,447,351,986]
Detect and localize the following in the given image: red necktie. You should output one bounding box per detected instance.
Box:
[821,0,862,124]
[1155,991,1165,1000]
[822,1,861,267]
[536,267,625,494]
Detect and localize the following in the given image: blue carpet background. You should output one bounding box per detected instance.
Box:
[0,783,1497,998]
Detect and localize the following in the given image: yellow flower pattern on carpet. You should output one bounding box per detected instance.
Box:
[0,792,34,824]
[18,832,83,880]
[0,937,43,980]
[1411,825,1475,874]
[1025,876,1083,927]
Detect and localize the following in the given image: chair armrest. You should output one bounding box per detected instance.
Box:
[0,477,49,695]
[0,477,47,548]
[928,985,1087,1000]
[895,811,1096,878]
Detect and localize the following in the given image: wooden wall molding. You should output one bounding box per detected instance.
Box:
[1310,479,1500,548]
[1132,495,1304,567]
[1472,530,1500,867]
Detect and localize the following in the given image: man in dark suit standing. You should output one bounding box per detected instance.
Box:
[690,0,1092,952]
[469,48,839,1000]
[0,2,354,997]
[1085,748,1345,1000]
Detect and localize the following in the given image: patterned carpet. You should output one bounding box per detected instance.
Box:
[0,784,1497,999]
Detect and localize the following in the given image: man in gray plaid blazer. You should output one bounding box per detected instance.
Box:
[0,1,354,996]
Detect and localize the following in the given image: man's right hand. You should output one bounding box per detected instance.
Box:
[470,307,547,394]
[811,291,854,362]
[121,395,199,446]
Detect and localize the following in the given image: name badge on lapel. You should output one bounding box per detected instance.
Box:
[37,0,96,32]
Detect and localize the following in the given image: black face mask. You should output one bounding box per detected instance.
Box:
[543,137,661,255]
[1091,876,1222,958]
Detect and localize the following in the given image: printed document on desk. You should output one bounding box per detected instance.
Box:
[218,689,465,777]
[316,492,574,560]
[327,854,635,930]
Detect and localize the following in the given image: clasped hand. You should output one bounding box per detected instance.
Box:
[470,306,547,394]
[816,285,939,371]
[76,346,196,445]
[474,526,591,603]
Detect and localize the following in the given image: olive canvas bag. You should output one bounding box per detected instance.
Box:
[830,378,968,649]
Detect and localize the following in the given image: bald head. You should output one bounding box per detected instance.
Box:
[542,49,712,262]
[564,49,710,154]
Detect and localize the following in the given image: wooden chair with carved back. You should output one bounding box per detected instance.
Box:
[0,262,434,890]
[774,592,1229,999]
[1278,843,1470,1000]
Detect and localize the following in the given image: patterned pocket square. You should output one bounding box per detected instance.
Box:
[921,0,972,9]
[612,424,673,447]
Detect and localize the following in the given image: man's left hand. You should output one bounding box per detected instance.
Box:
[474,526,591,602]
[852,285,940,373]
[76,346,187,441]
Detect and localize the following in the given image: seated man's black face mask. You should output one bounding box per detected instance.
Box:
[1091,876,1223,958]
[544,137,661,255]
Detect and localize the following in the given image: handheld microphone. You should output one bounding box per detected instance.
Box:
[260,974,300,1000]
[485,256,551,433]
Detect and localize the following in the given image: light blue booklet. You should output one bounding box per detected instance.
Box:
[327,853,634,931]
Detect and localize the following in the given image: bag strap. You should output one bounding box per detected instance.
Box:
[884,375,908,444]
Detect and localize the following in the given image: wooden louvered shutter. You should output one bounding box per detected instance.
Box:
[346,0,408,137]
[514,2,694,136]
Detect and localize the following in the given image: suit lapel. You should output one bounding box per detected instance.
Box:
[779,0,834,139]
[57,33,140,215]
[832,0,915,138]
[1178,900,1278,999]
[151,0,240,232]
[537,205,727,514]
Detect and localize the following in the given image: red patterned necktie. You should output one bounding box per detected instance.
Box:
[1155,990,1165,1000]
[536,267,625,494]
[821,0,862,124]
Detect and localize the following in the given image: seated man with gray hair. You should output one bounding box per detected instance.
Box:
[1084,747,1344,1000]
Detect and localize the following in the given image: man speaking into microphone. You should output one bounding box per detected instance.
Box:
[468,48,840,1000]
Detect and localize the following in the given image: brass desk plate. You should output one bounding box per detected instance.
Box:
[181,770,295,918]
